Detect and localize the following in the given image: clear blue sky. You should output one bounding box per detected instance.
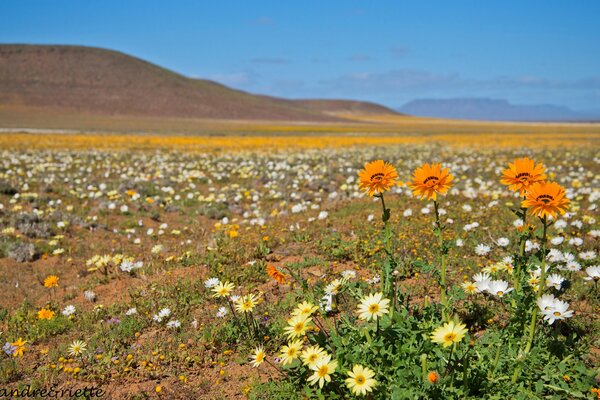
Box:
[2,1,599,110]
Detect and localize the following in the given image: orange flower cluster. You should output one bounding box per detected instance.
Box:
[501,157,570,219]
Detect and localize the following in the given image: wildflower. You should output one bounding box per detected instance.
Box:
[212,282,235,298]
[320,293,334,312]
[324,279,342,295]
[358,160,398,196]
[357,292,390,321]
[151,244,163,255]
[120,260,143,273]
[234,293,260,313]
[522,181,570,219]
[537,293,558,311]
[284,314,313,339]
[83,290,96,302]
[500,157,546,196]
[551,236,565,245]
[341,270,357,281]
[345,364,377,396]
[486,280,513,297]
[300,345,327,368]
[431,320,468,347]
[461,281,478,295]
[307,356,337,388]
[266,264,287,284]
[497,237,510,247]
[546,273,566,290]
[166,320,181,329]
[62,305,76,317]
[125,307,137,316]
[43,275,59,288]
[584,266,600,282]
[249,346,266,367]
[408,163,453,201]
[204,277,220,288]
[279,340,303,366]
[216,306,228,318]
[37,308,55,320]
[292,301,319,317]
[158,308,172,319]
[540,298,574,325]
[579,251,596,261]
[475,243,491,256]
[3,342,16,356]
[11,338,26,357]
[547,249,564,263]
[67,340,87,356]
[427,371,440,384]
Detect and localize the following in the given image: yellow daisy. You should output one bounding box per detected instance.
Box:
[345,364,377,396]
[430,320,468,347]
[357,292,390,321]
[307,356,337,388]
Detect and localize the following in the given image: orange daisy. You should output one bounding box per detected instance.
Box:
[500,157,546,196]
[408,163,453,201]
[43,275,59,288]
[37,308,55,320]
[521,181,569,219]
[358,160,398,196]
[266,264,287,284]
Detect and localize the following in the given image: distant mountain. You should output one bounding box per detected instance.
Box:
[0,44,400,122]
[294,99,402,116]
[398,98,600,122]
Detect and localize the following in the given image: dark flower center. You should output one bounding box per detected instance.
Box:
[536,194,554,204]
[370,172,384,182]
[423,176,439,186]
[516,172,531,181]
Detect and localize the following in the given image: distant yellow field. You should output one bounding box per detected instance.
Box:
[1,131,598,152]
[2,106,600,137]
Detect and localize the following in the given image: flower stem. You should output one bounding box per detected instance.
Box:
[513,215,548,382]
[378,193,395,319]
[434,200,449,321]
[514,200,528,291]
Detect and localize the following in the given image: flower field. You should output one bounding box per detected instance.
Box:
[0,133,599,399]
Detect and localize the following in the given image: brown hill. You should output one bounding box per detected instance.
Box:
[0,44,400,123]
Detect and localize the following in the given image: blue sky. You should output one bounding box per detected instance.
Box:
[2,1,599,110]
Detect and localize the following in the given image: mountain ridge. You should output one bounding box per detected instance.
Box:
[398,98,600,122]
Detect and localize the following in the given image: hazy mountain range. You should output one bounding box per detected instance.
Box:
[398,98,600,122]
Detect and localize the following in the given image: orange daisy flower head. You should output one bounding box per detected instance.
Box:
[500,157,546,196]
[37,308,55,320]
[43,275,59,288]
[408,163,453,201]
[521,181,569,219]
[427,371,440,384]
[266,264,287,284]
[358,160,398,196]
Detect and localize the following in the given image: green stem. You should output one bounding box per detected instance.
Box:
[523,216,548,354]
[420,354,428,382]
[434,200,448,321]
[513,215,548,382]
[514,200,528,292]
[378,193,395,320]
